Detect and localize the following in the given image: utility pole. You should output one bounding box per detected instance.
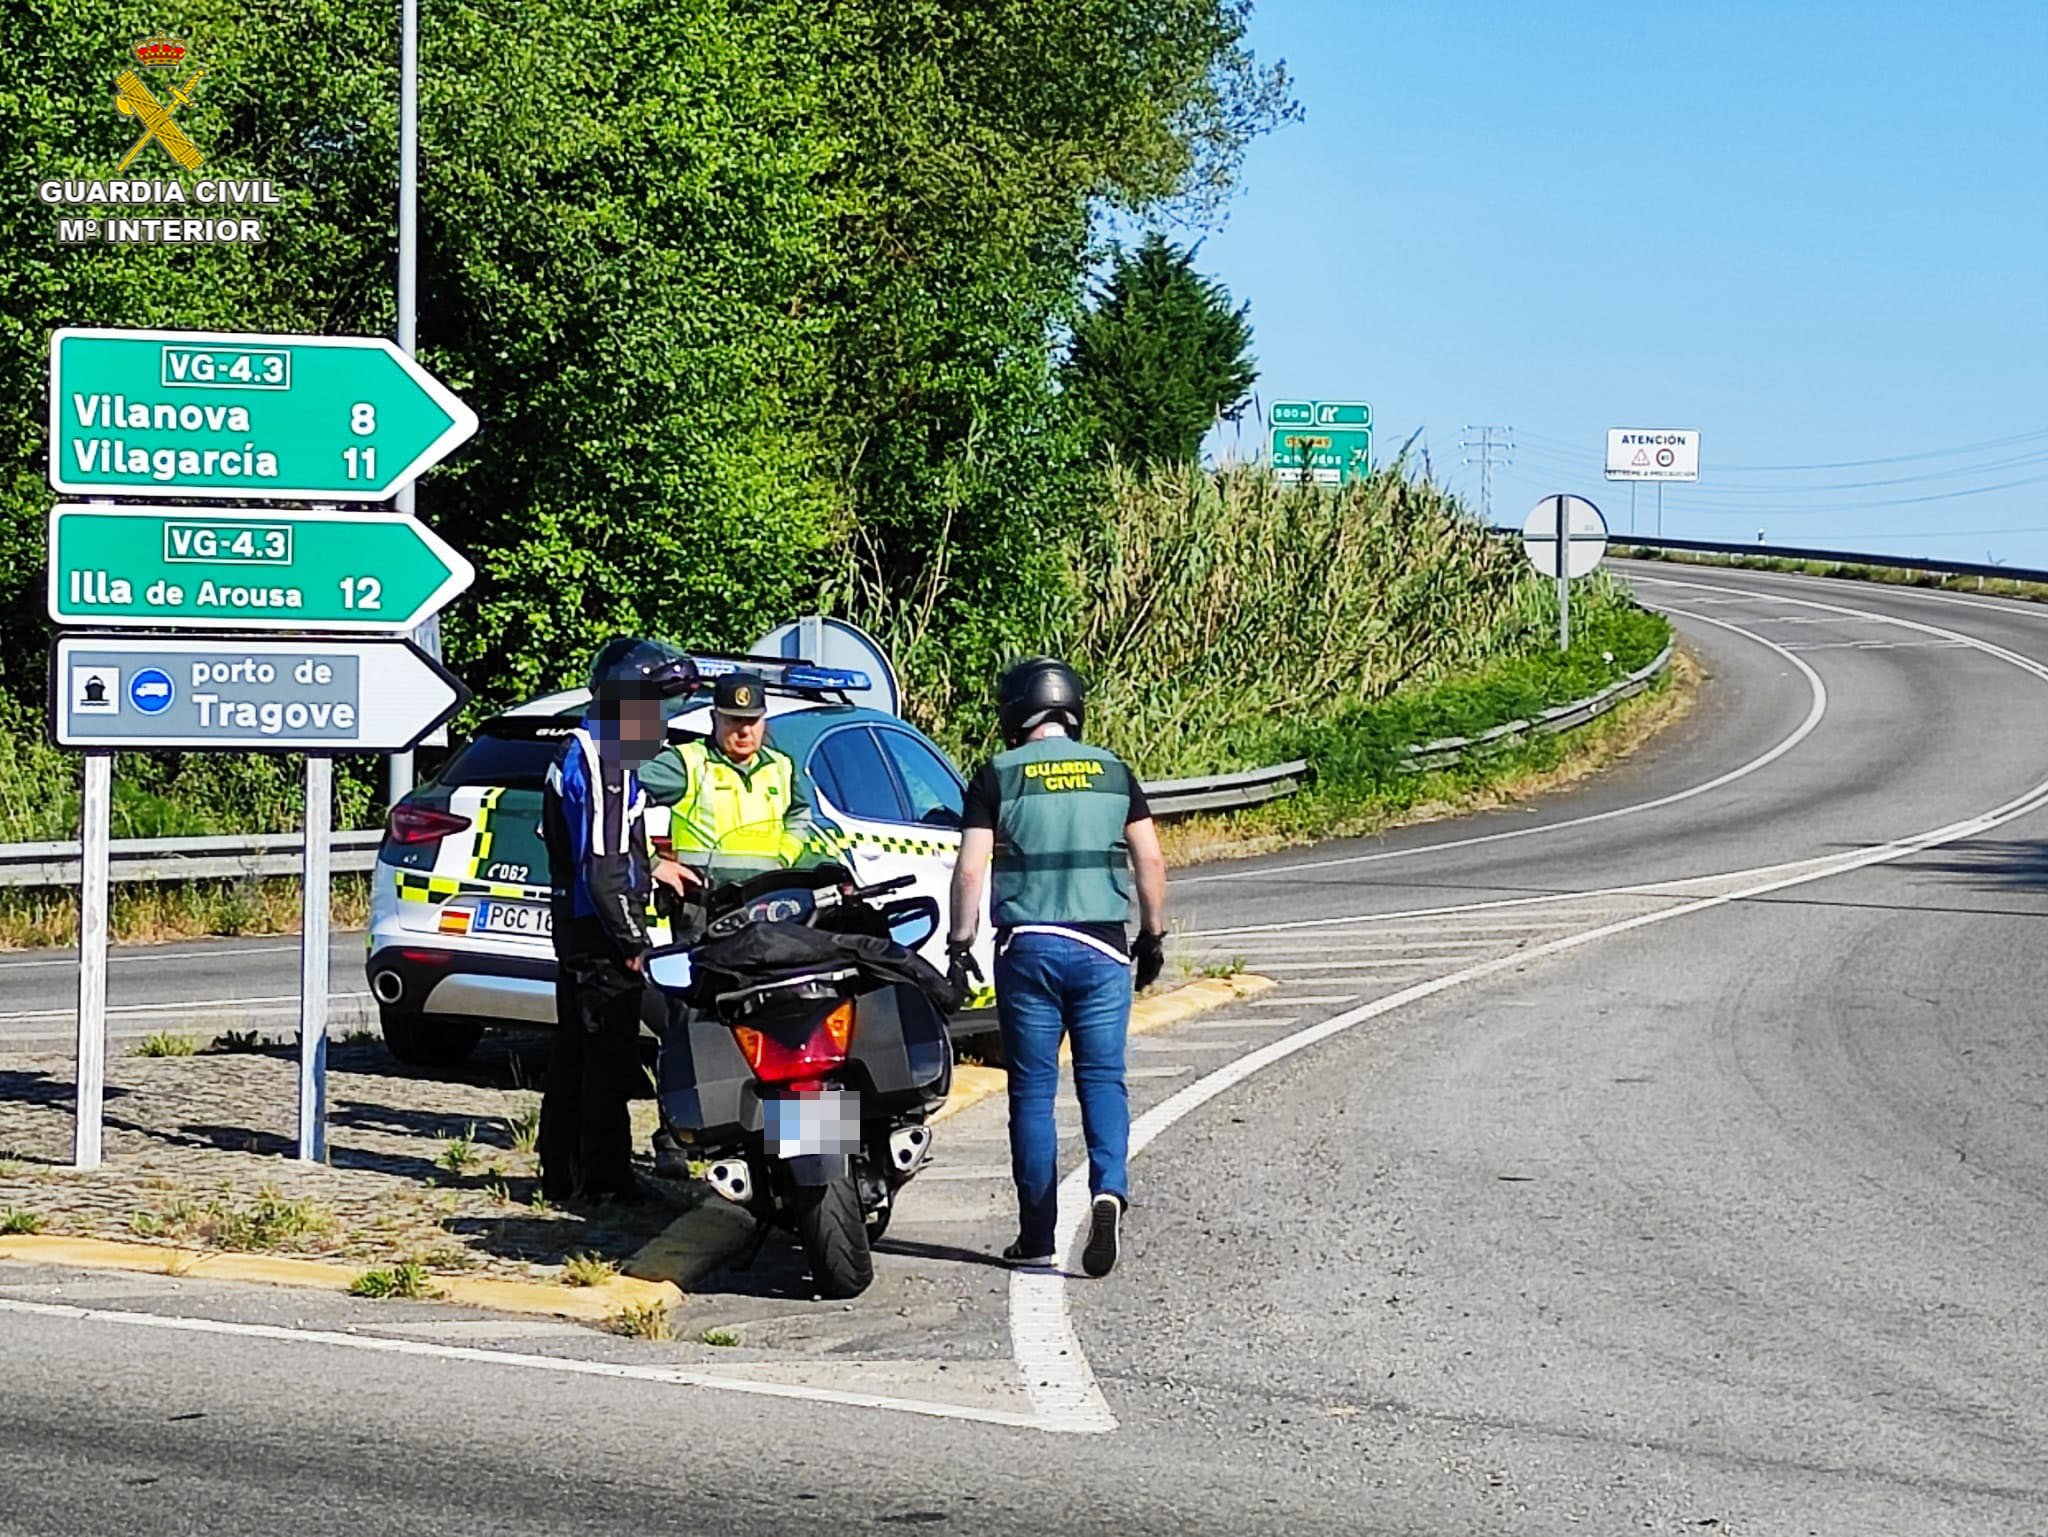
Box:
[1460,425,1515,526]
[388,0,424,808]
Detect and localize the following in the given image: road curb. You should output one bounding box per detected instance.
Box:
[0,1233,682,1322]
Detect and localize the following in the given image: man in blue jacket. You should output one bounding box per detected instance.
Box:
[537,638,699,1203]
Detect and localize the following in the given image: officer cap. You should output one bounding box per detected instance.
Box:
[712,671,769,719]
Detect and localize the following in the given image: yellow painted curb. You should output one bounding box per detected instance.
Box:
[929,972,1275,1125]
[0,1233,681,1323]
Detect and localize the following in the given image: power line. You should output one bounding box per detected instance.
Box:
[1459,424,1514,525]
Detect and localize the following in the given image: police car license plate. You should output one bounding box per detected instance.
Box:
[764,1090,860,1157]
[471,900,551,938]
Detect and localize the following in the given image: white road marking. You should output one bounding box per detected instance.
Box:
[0,1296,1053,1433]
[1172,604,1830,889]
[1246,995,1354,1006]
[1013,590,2048,1435]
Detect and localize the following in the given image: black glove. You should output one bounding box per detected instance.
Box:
[944,939,984,1012]
[1133,931,1166,992]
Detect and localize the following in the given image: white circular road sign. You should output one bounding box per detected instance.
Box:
[1522,494,1608,579]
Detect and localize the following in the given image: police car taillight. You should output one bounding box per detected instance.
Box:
[388,803,472,845]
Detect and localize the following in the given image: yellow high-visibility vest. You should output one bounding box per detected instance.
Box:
[662,740,801,860]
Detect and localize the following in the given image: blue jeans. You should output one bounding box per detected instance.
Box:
[994,930,1133,1253]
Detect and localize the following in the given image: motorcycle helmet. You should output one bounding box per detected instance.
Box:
[997,656,1086,746]
[587,637,701,711]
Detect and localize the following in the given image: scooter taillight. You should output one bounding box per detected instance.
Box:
[733,1002,855,1084]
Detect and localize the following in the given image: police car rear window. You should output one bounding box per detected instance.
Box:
[435,733,559,791]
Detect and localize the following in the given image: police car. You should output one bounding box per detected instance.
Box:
[365,655,993,1067]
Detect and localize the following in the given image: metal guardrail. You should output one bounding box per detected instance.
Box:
[1579,533,2048,587]
[0,655,1667,885]
[1143,760,1312,818]
[1400,643,1674,773]
[0,830,384,888]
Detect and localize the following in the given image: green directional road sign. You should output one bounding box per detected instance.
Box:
[47,504,474,632]
[48,328,477,502]
[1271,425,1374,485]
[1308,401,1371,427]
[1270,400,1317,426]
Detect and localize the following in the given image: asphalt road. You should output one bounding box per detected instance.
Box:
[6,559,2048,1534]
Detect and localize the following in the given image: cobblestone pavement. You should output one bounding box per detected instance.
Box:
[0,1032,693,1280]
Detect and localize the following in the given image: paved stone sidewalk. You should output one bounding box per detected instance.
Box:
[0,1033,692,1281]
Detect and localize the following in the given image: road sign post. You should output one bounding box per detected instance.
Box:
[74,752,111,1171]
[298,755,332,1163]
[47,504,473,631]
[49,328,476,501]
[47,321,475,1171]
[1521,495,1608,653]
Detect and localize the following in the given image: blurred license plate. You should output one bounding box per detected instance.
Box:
[472,900,551,937]
[764,1090,860,1157]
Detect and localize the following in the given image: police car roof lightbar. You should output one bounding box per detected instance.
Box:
[684,652,871,696]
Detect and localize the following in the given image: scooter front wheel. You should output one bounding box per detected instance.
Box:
[790,1176,874,1298]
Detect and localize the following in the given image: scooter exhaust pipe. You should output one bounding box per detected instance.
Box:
[705,1159,754,1205]
[887,1125,932,1177]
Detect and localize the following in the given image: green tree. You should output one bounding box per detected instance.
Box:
[1062,234,1257,468]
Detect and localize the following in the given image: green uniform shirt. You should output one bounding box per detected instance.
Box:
[963,737,1151,940]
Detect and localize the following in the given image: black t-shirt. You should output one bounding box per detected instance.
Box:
[961,759,1152,954]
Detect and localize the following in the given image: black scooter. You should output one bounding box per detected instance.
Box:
[644,823,955,1298]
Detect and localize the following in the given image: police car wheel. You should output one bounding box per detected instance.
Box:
[379,1009,484,1070]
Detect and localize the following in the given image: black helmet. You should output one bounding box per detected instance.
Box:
[997,657,1085,746]
[587,637,700,710]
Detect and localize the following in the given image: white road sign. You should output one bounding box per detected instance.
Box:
[1605,429,1699,482]
[54,636,466,750]
[1522,495,1608,579]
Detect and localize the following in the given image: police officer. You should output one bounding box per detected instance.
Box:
[642,670,809,867]
[640,670,810,1176]
[945,658,1167,1277]
[537,638,699,1203]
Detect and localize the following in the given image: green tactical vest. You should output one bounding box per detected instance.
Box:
[988,737,1136,928]
[650,739,798,859]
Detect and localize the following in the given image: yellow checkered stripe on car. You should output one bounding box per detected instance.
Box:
[844,828,957,858]
[393,870,535,903]
[466,785,507,879]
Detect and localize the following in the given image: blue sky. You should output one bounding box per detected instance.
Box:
[1187,1,2048,565]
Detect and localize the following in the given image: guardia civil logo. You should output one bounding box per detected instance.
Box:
[36,32,287,247]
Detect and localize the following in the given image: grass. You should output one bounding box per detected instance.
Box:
[131,1031,200,1058]
[207,1029,265,1054]
[482,1178,513,1205]
[437,1127,481,1177]
[348,1262,437,1300]
[1193,956,1245,979]
[699,1327,742,1347]
[610,1302,673,1341]
[1163,639,1697,867]
[1,1207,46,1234]
[562,1252,619,1288]
[507,1097,542,1156]
[130,1186,335,1251]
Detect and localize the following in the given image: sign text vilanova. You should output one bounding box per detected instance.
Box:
[36,33,288,246]
[50,328,479,500]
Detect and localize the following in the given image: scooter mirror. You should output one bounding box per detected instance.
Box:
[645,948,694,994]
[885,897,940,950]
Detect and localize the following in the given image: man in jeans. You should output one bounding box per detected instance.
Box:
[946,658,1168,1277]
